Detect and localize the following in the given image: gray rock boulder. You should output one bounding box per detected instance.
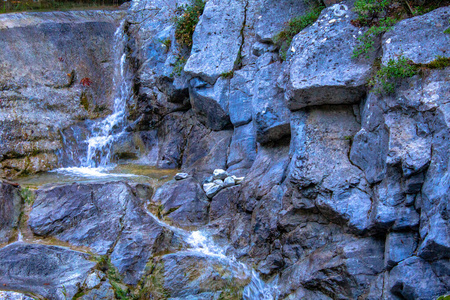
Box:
[253,61,291,144]
[0,182,22,244]
[213,169,228,180]
[284,2,374,110]
[223,177,236,188]
[388,256,448,300]
[203,182,223,199]
[184,0,246,84]
[110,192,176,285]
[29,182,131,255]
[151,178,210,228]
[384,232,418,269]
[0,242,95,300]
[189,77,231,131]
[382,6,450,65]
[174,173,189,180]
[287,106,371,233]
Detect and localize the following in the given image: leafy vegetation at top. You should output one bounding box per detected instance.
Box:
[274,4,325,61]
[369,55,450,94]
[174,0,205,49]
[352,0,450,59]
[19,187,35,205]
[353,0,391,25]
[1,0,126,14]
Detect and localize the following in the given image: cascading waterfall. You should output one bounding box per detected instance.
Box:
[57,20,133,176]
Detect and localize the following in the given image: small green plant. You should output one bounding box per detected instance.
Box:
[171,56,188,76]
[273,5,325,61]
[19,187,35,205]
[220,70,234,79]
[353,17,396,58]
[437,295,450,300]
[444,26,450,34]
[425,55,450,69]
[369,56,418,94]
[174,0,205,48]
[353,0,391,25]
[158,38,172,51]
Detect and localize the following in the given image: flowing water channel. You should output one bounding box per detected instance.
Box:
[7,14,279,300]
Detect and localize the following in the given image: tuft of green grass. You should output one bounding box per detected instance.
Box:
[158,38,172,52]
[171,56,187,77]
[353,17,396,58]
[424,56,450,69]
[273,5,325,61]
[220,70,234,79]
[444,27,450,34]
[174,0,205,49]
[19,187,35,205]
[353,0,391,25]
[369,56,418,94]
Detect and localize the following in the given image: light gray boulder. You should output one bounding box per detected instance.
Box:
[174,173,189,180]
[213,169,228,180]
[203,182,223,199]
[223,177,236,188]
[382,6,450,65]
[184,0,246,84]
[284,2,374,110]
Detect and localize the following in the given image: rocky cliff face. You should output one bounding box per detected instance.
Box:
[0,10,125,178]
[0,1,449,299]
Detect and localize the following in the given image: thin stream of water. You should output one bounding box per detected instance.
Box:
[56,20,133,177]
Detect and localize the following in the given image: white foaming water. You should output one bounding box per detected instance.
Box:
[17,230,23,242]
[53,166,137,178]
[57,20,133,177]
[186,230,228,259]
[243,270,279,300]
[186,230,279,299]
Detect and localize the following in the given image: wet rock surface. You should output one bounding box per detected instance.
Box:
[1,1,450,300]
[0,10,125,178]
